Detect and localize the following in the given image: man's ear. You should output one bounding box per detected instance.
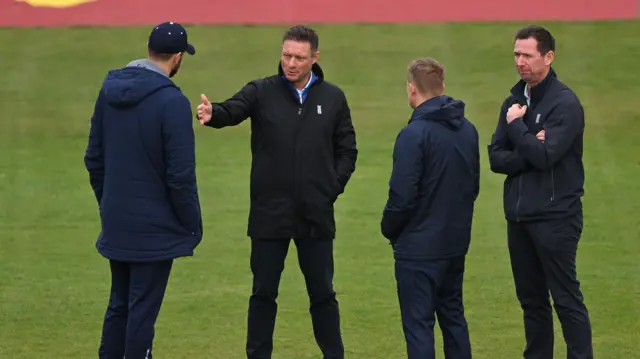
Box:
[312,50,320,64]
[408,81,416,95]
[544,50,555,66]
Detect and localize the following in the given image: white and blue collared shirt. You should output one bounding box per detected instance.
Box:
[283,71,317,104]
[296,71,315,104]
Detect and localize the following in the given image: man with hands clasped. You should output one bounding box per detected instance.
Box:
[488,25,593,359]
[505,103,546,141]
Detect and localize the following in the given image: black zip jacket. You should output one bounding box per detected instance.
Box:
[203,62,357,240]
[488,68,584,222]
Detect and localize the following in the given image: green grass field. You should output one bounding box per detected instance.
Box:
[1,21,639,359]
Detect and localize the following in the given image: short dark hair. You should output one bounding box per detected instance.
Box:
[282,24,319,51]
[515,25,555,55]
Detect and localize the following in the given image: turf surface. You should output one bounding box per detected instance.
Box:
[1,21,639,358]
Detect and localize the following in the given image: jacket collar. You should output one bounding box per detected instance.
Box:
[510,67,557,104]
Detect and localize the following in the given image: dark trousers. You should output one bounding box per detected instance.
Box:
[246,237,343,359]
[508,214,593,359]
[395,255,472,359]
[98,259,173,359]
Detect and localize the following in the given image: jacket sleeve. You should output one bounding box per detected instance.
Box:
[506,98,584,171]
[333,92,358,193]
[84,89,105,204]
[163,94,201,235]
[472,126,481,201]
[381,125,424,241]
[487,102,529,176]
[204,81,260,129]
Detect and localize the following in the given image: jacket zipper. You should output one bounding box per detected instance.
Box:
[550,168,555,201]
[292,90,306,237]
[514,96,530,223]
[516,175,522,222]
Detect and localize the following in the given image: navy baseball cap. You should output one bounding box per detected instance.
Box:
[148,21,196,55]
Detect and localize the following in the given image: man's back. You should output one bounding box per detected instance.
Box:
[382,95,480,261]
[85,61,202,263]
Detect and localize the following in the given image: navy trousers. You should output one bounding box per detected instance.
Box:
[508,213,593,359]
[246,238,344,359]
[98,259,173,359]
[395,255,472,359]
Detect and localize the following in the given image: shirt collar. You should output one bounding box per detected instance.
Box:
[298,71,315,92]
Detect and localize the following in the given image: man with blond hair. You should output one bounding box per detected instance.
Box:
[381,57,479,359]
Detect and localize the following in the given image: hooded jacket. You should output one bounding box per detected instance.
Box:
[381,95,480,261]
[84,60,203,262]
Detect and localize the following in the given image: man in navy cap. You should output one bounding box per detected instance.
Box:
[128,21,196,76]
[84,21,202,359]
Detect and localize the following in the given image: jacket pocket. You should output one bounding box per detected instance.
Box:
[519,168,560,218]
[331,175,342,201]
[502,174,520,218]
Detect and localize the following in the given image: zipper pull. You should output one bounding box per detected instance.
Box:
[298,107,302,115]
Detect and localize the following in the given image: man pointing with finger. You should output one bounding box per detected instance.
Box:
[488,25,593,359]
[197,24,357,359]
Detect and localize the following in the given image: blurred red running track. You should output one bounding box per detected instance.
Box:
[1,0,638,27]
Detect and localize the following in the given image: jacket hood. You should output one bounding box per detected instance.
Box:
[102,64,176,107]
[410,95,466,130]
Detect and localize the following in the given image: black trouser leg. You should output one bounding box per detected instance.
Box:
[125,260,173,359]
[395,257,471,359]
[528,215,593,359]
[246,238,290,359]
[99,260,173,359]
[99,260,130,359]
[508,221,554,359]
[395,260,438,359]
[435,255,472,359]
[295,238,344,359]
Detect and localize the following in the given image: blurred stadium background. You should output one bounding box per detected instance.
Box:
[1,1,639,358]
